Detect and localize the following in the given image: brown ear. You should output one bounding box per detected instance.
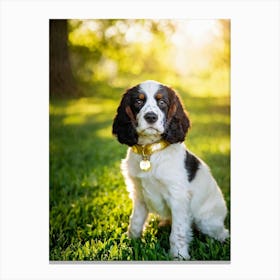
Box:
[112,88,138,146]
[162,87,190,144]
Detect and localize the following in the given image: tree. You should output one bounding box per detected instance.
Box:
[49,19,79,98]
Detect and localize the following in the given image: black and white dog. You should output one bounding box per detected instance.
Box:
[112,80,229,259]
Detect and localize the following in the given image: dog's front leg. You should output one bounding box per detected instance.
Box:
[169,194,192,260]
[128,196,148,239]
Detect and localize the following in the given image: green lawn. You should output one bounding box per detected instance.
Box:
[49,88,230,261]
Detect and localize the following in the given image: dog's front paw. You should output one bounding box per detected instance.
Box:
[215,228,229,242]
[170,245,190,260]
[127,227,142,239]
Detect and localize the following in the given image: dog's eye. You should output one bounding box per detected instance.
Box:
[135,99,144,107]
[158,99,166,107]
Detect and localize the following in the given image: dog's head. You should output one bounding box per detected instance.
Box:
[112,80,190,146]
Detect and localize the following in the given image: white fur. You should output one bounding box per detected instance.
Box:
[122,143,229,260]
[136,81,165,145]
[119,81,229,260]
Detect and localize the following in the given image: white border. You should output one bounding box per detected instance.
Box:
[1,0,279,279]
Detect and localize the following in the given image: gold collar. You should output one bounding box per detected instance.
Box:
[131,140,170,171]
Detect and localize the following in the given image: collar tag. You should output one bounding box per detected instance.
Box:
[131,140,170,172]
[139,157,151,171]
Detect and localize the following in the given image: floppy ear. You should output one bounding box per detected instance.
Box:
[112,88,138,146]
[162,87,190,144]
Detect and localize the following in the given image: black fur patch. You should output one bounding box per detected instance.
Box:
[185,150,200,182]
[161,87,190,144]
[112,86,140,146]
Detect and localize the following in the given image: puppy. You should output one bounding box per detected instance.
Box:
[112,80,229,259]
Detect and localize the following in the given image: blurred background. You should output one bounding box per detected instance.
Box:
[50,19,230,99]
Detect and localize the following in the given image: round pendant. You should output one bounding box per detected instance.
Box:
[140,159,151,171]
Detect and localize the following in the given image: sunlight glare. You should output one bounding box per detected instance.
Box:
[185,20,220,45]
[170,19,225,88]
[171,20,221,48]
[125,24,153,43]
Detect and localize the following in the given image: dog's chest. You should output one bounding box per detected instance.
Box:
[124,143,188,218]
[138,174,171,218]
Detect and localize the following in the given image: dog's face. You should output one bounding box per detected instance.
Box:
[112,80,190,146]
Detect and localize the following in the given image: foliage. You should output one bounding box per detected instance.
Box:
[67,19,230,97]
[49,85,230,261]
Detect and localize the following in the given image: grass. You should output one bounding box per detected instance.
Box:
[49,87,230,261]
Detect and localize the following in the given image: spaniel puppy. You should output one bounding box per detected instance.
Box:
[112,80,229,260]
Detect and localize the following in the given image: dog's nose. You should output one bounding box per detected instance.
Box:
[144,112,158,124]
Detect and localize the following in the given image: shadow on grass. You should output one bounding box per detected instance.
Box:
[50,97,131,259]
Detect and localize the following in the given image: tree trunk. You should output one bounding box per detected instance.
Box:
[49,19,79,98]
